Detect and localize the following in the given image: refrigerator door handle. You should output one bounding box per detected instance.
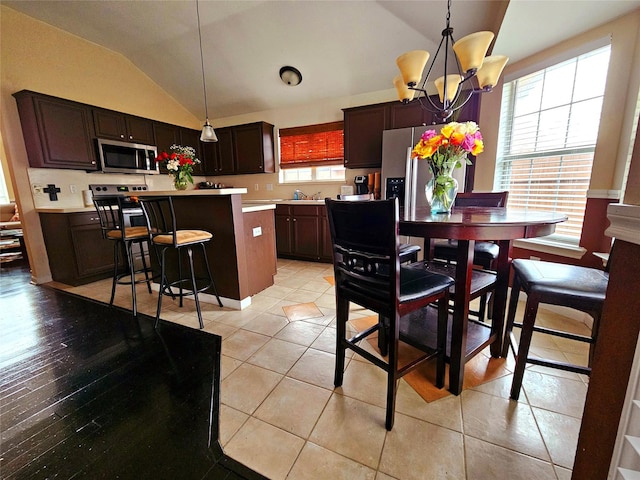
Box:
[404,147,413,220]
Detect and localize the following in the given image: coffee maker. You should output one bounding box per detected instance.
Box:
[354,175,368,195]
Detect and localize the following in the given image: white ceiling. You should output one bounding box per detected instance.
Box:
[4,0,640,120]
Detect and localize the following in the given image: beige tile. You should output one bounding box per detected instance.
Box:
[274,320,325,346]
[220,354,243,380]
[266,299,302,317]
[375,473,397,480]
[245,293,282,312]
[210,308,256,328]
[221,329,270,361]
[259,284,296,300]
[464,435,557,480]
[254,377,331,438]
[521,370,587,418]
[285,289,323,304]
[223,417,304,480]
[309,394,387,469]
[288,348,337,390]
[240,311,289,336]
[471,373,526,401]
[247,338,307,374]
[339,358,387,408]
[287,442,376,480]
[219,404,249,447]
[298,279,334,294]
[309,326,337,354]
[283,302,324,321]
[533,407,582,469]
[461,390,549,461]
[379,412,465,480]
[395,382,463,432]
[314,293,338,310]
[202,321,238,340]
[555,465,573,480]
[221,363,282,414]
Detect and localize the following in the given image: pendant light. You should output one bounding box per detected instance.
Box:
[196,0,217,142]
[394,0,508,120]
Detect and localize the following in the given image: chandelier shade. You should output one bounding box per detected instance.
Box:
[475,55,509,89]
[393,0,508,120]
[393,75,416,102]
[452,31,495,73]
[396,50,430,86]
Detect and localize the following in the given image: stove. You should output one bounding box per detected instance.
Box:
[89,183,149,198]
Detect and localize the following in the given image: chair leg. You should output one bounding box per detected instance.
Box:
[178,248,184,308]
[186,246,205,329]
[378,315,389,357]
[109,241,120,307]
[125,241,138,318]
[334,295,349,387]
[501,276,522,358]
[510,293,539,401]
[155,247,168,328]
[199,243,222,307]
[140,239,153,294]
[385,313,400,431]
[436,296,448,388]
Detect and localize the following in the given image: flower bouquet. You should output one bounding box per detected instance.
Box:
[155,144,201,190]
[412,121,484,213]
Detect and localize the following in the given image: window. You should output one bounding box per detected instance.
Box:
[494,45,611,241]
[279,121,345,183]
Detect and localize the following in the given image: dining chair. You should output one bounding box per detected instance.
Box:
[138,196,222,329]
[93,196,153,318]
[431,191,509,321]
[326,198,454,430]
[502,251,611,400]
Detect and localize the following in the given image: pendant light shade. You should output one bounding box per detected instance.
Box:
[394,75,416,103]
[200,120,218,142]
[435,75,464,103]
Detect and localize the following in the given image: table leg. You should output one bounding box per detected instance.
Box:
[491,239,512,358]
[449,239,474,395]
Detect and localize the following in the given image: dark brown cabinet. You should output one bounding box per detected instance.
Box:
[343,95,480,169]
[201,127,235,175]
[40,212,117,285]
[153,122,202,174]
[13,90,98,170]
[275,204,331,262]
[93,109,155,144]
[234,122,275,174]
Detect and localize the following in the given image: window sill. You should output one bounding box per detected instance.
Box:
[512,238,587,259]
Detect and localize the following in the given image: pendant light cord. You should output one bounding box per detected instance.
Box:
[196,0,209,120]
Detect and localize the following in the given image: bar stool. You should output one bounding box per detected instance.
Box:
[503,258,610,400]
[138,196,222,329]
[93,196,153,318]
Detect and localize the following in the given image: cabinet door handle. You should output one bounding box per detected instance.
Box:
[120,134,125,139]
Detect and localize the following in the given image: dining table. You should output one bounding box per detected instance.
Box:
[399,206,568,395]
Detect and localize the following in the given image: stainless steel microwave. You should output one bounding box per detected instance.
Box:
[97,138,158,175]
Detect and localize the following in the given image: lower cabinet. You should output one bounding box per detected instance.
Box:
[40,212,118,285]
[275,204,332,262]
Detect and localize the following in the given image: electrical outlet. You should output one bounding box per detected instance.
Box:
[252,226,262,237]
[266,183,273,191]
[254,184,259,191]
[69,184,77,194]
[33,184,44,195]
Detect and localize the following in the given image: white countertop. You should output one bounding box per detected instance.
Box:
[135,187,248,196]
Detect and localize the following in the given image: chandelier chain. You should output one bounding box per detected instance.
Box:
[196,0,209,120]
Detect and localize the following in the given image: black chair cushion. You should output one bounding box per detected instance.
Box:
[399,266,454,304]
[433,239,500,264]
[512,259,608,308]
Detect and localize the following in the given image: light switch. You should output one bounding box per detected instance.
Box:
[252,226,262,237]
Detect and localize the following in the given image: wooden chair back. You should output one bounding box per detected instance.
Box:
[454,191,509,207]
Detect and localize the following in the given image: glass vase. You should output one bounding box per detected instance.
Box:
[173,178,188,190]
[425,174,458,214]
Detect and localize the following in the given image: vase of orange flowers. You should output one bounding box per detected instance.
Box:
[155,144,200,190]
[412,121,484,213]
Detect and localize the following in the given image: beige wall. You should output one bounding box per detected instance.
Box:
[478,10,640,206]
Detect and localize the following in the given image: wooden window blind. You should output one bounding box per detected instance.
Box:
[494,45,611,240]
[279,121,344,169]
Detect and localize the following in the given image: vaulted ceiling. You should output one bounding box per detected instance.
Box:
[5,0,640,119]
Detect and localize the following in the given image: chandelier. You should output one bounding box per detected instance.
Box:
[393,0,508,121]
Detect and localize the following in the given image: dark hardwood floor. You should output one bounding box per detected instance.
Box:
[0,261,265,480]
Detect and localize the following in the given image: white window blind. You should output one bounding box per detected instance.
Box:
[494,45,611,241]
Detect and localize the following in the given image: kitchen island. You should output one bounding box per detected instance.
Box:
[136,188,277,309]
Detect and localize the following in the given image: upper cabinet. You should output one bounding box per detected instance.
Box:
[200,122,275,176]
[153,122,202,174]
[343,95,480,169]
[234,122,275,175]
[93,109,155,145]
[13,90,99,171]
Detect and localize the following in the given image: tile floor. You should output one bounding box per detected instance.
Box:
[59,258,592,480]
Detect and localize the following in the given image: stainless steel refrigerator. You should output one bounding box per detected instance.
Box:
[381,125,467,216]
